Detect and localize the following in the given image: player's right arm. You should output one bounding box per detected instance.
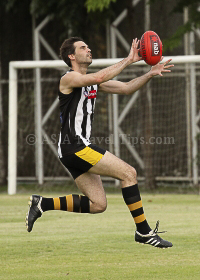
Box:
[60,38,142,94]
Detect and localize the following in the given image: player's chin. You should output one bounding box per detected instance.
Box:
[87,59,92,65]
[83,60,92,66]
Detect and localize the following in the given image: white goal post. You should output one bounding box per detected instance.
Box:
[8,55,200,194]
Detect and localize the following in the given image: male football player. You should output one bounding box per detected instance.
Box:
[26,37,173,248]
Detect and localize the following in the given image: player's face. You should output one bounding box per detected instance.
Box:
[73,41,92,65]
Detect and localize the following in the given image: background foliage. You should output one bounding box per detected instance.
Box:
[0,0,200,185]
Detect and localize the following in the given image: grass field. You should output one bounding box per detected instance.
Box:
[0,190,200,280]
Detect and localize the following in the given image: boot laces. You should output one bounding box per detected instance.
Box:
[153,220,167,234]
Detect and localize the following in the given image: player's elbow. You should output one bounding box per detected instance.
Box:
[96,77,104,84]
[94,73,109,85]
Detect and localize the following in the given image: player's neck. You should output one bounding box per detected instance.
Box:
[72,63,88,75]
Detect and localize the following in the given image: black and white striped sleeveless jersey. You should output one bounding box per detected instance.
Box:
[58,72,98,158]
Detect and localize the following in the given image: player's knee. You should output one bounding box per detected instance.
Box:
[124,166,137,184]
[132,167,137,179]
[95,200,107,213]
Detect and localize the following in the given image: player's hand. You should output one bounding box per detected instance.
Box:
[128,38,143,63]
[150,58,174,77]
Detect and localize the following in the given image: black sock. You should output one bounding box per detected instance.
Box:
[122,184,151,234]
[41,194,90,213]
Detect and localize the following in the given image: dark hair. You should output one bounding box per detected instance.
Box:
[60,37,84,67]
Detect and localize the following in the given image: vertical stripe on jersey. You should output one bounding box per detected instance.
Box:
[81,98,88,138]
[90,98,95,133]
[74,89,85,137]
[74,88,90,146]
[68,112,71,132]
[86,99,93,140]
[58,132,62,157]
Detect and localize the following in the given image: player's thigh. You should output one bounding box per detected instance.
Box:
[88,151,137,182]
[75,172,107,206]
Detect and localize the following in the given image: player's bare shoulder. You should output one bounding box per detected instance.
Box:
[60,71,81,95]
[60,71,81,86]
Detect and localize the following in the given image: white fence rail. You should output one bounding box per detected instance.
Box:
[8,56,200,194]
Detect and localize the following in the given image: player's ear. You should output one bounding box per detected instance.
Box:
[68,54,75,62]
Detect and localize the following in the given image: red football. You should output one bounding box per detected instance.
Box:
[140,31,162,66]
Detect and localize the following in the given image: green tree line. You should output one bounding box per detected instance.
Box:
[0,0,199,186]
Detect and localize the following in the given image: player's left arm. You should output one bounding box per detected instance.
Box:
[99,58,174,95]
